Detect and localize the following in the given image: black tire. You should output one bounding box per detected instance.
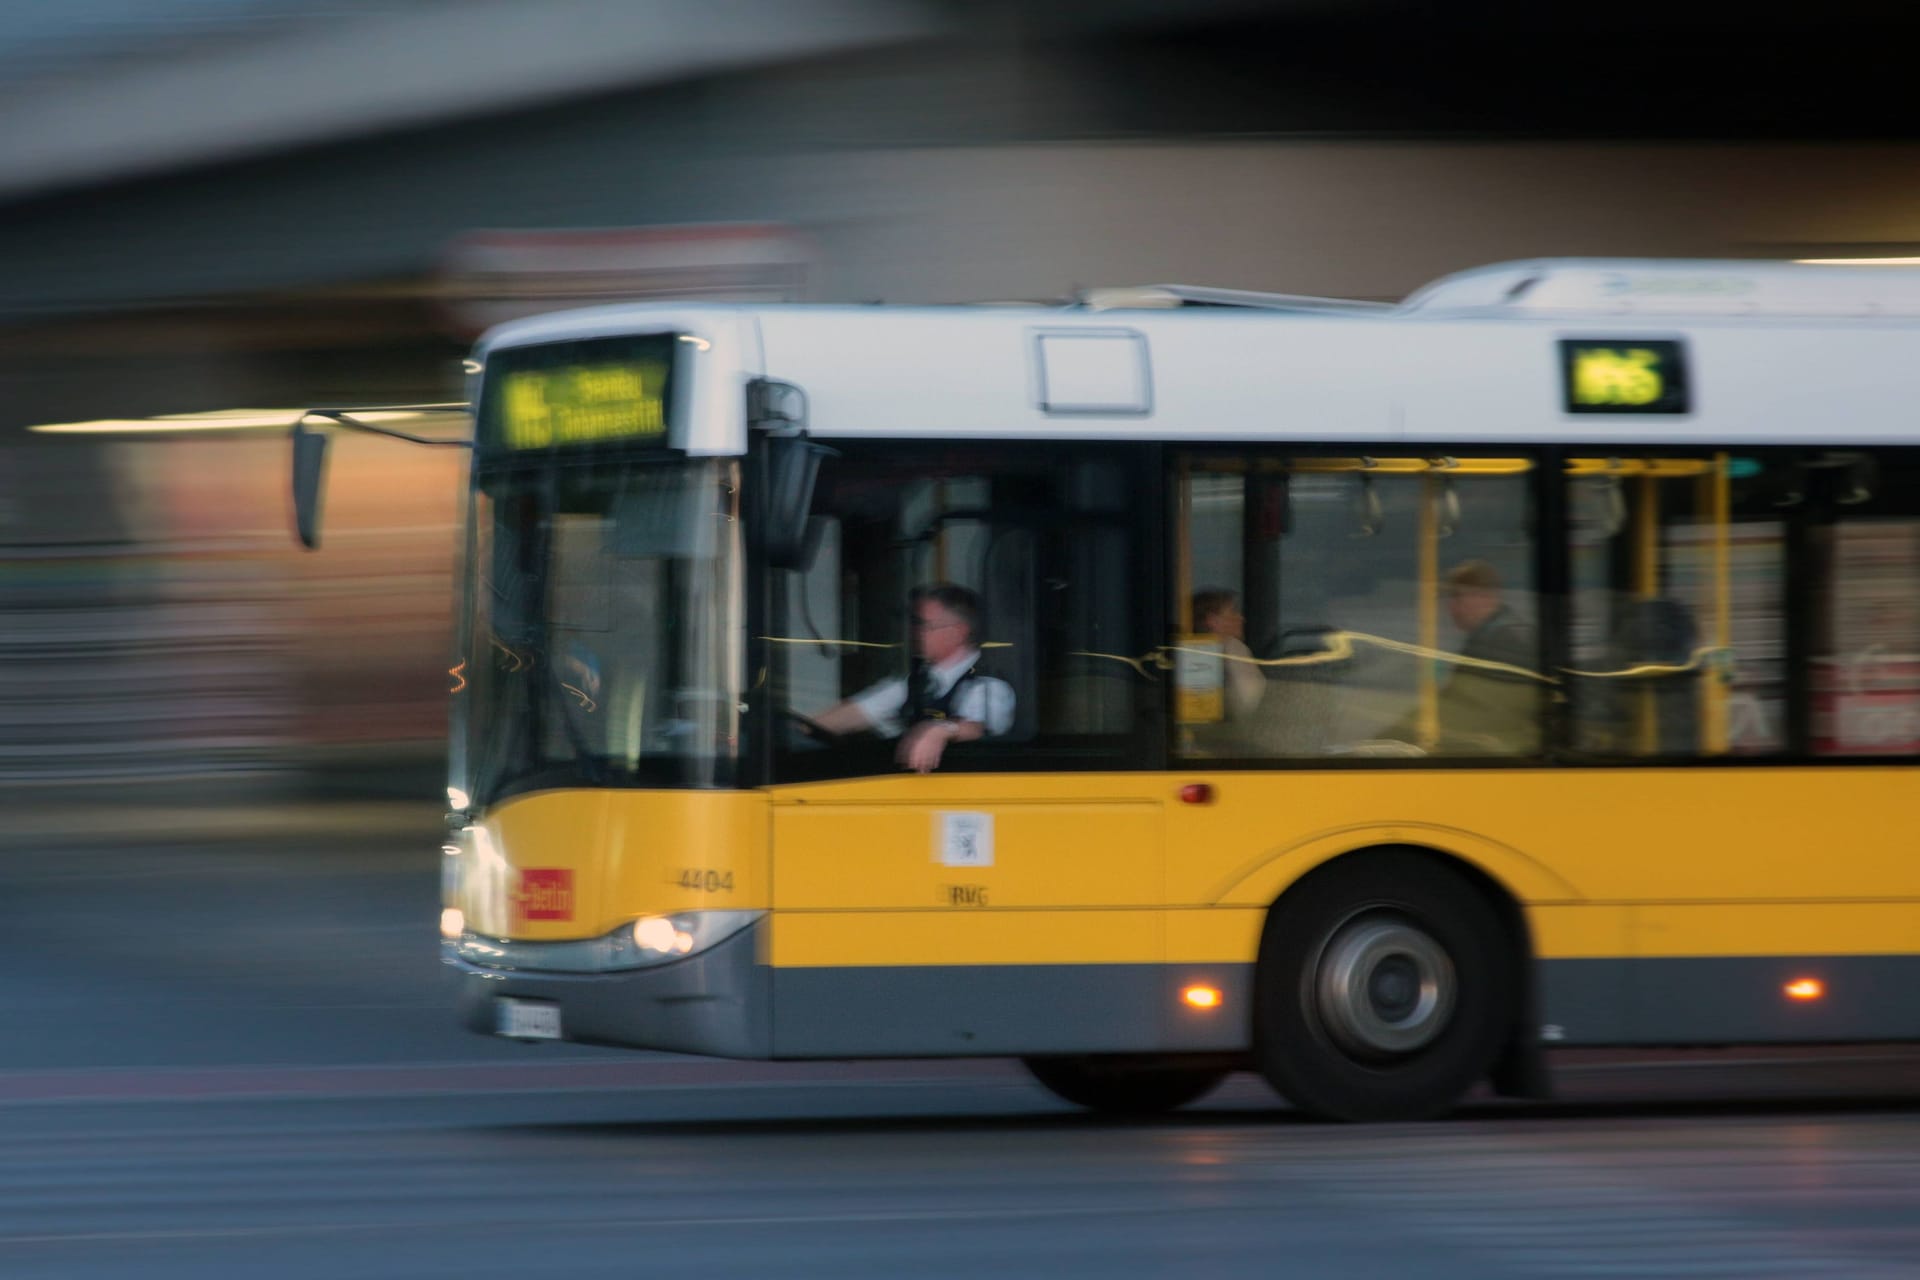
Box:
[1023,1056,1229,1115]
[1254,850,1515,1122]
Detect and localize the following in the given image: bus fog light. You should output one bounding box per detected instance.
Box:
[440,908,465,940]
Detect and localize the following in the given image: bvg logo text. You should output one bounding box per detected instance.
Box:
[516,869,574,921]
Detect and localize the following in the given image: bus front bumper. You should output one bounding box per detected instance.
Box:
[447,918,770,1058]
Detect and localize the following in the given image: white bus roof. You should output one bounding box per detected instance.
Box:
[474,258,1920,453]
[1402,257,1920,318]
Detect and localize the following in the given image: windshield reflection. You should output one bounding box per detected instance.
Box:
[457,457,742,804]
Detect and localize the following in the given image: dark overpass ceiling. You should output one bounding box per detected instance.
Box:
[1006,4,1920,138]
[1,4,1919,320]
[2,0,1917,139]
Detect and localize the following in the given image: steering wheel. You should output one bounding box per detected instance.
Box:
[779,708,839,743]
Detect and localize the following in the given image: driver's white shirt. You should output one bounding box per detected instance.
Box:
[850,649,1015,739]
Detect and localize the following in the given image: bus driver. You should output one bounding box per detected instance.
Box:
[808,583,1015,772]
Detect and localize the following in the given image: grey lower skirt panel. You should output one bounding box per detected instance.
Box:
[770,963,1257,1058]
[1540,954,1920,1046]
[450,935,1920,1059]
[776,954,1920,1057]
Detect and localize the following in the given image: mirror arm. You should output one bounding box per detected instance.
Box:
[291,404,471,550]
[299,404,473,448]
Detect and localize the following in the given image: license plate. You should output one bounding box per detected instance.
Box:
[495,997,562,1041]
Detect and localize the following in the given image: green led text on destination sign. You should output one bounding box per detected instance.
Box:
[1559,339,1690,415]
[1572,347,1665,407]
[499,362,668,449]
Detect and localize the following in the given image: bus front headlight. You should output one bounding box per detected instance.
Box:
[448,910,763,974]
[633,915,693,955]
[611,910,761,969]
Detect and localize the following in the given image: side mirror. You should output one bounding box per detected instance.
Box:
[292,419,330,549]
[799,514,832,573]
[764,434,834,571]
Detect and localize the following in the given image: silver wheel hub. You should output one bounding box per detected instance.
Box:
[1313,915,1456,1058]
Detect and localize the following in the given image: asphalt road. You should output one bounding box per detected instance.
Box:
[3,814,1918,1277]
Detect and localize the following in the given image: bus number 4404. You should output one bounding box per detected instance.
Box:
[676,869,735,893]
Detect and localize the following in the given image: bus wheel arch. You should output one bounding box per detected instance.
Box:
[1251,844,1537,1121]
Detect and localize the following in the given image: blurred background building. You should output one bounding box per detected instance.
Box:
[5,0,1919,793]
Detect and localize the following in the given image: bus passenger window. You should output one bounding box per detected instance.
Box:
[1809,453,1920,757]
[1174,455,1544,761]
[1565,457,1785,758]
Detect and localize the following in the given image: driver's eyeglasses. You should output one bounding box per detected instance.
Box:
[911,615,956,631]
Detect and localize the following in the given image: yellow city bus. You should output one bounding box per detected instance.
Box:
[295,259,1920,1120]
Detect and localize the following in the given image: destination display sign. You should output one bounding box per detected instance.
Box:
[479,334,677,452]
[1559,339,1690,415]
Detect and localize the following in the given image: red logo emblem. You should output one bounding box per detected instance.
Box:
[517,869,574,921]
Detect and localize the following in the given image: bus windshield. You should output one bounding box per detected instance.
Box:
[461,456,743,802]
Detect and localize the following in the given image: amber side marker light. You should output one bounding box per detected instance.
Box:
[1182,985,1223,1010]
[1784,978,1825,1001]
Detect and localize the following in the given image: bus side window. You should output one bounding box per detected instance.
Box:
[1810,453,1920,758]
[1175,455,1544,761]
[1565,459,1786,759]
[769,448,1146,780]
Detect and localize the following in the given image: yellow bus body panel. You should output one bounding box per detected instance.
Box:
[463,769,1920,964]
[463,789,768,939]
[768,911,1166,967]
[1187,769,1920,964]
[1630,903,1920,957]
[766,773,1165,968]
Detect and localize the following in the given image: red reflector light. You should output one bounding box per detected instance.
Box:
[1784,978,1824,1001]
[1178,783,1214,805]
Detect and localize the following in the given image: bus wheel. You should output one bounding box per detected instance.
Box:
[1022,1056,1229,1115]
[1254,851,1513,1122]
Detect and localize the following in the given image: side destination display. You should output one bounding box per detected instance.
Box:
[1559,338,1690,415]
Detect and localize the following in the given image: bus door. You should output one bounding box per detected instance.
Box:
[764,443,1168,1057]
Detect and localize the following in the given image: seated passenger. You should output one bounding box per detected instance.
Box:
[809,583,1015,772]
[1192,587,1264,721]
[1386,560,1542,755]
